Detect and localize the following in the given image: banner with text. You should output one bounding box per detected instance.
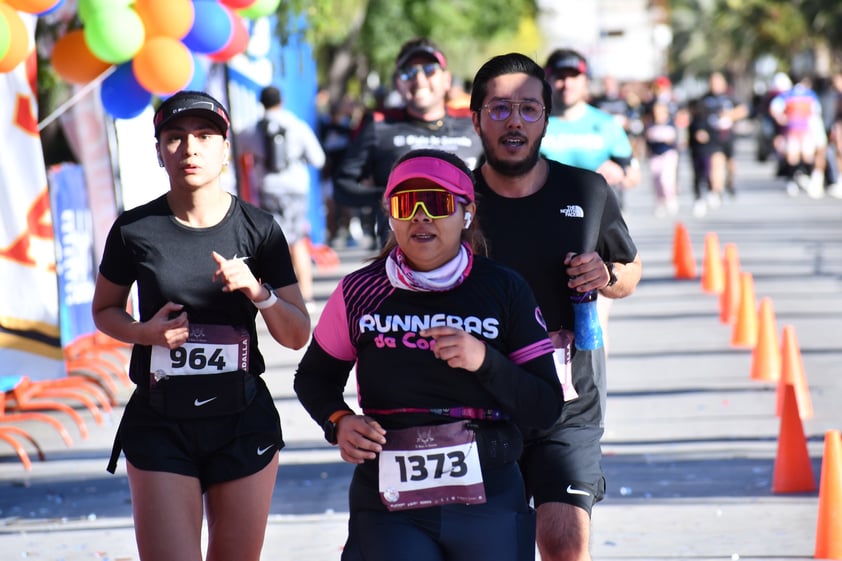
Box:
[0,18,64,380]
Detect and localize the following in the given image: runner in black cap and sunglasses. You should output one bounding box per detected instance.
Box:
[93,90,311,561]
[332,38,483,249]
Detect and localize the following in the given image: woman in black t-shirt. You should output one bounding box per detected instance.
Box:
[92,90,310,561]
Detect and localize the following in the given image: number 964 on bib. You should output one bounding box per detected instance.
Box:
[150,324,250,377]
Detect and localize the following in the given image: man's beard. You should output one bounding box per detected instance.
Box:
[479,129,542,177]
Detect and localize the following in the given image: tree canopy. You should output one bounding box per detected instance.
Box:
[670,0,842,78]
[281,0,842,105]
[277,0,538,103]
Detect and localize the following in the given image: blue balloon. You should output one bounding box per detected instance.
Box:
[100,62,152,120]
[182,0,233,54]
[184,54,208,91]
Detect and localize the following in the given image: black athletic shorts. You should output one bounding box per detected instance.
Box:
[519,424,606,516]
[111,375,283,492]
[709,136,735,158]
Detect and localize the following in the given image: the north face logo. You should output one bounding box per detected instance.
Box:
[560,205,584,218]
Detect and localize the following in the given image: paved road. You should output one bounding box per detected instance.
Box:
[1,136,840,560]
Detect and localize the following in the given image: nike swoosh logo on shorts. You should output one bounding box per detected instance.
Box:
[566,484,591,496]
[257,444,275,456]
[194,396,218,407]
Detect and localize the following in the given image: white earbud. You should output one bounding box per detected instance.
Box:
[464,211,473,229]
[157,154,164,167]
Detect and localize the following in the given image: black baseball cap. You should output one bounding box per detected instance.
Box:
[153,90,230,138]
[545,49,589,76]
[395,42,447,70]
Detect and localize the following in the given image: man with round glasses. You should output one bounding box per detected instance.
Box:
[332,38,483,248]
[483,99,546,123]
[470,52,642,561]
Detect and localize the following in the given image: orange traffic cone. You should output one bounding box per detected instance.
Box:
[815,429,842,559]
[772,384,816,493]
[776,325,813,420]
[731,272,758,348]
[701,232,724,294]
[719,243,740,324]
[672,222,697,279]
[750,298,781,382]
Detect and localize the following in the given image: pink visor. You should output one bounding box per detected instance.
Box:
[385,156,474,202]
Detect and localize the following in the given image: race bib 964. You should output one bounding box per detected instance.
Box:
[150,324,250,378]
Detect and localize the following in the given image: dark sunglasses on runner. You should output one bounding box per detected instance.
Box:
[481,99,545,123]
[397,63,440,82]
[389,189,464,220]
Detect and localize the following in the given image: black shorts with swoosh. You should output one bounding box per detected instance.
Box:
[110,375,283,491]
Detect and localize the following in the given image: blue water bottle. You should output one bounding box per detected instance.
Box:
[570,290,603,350]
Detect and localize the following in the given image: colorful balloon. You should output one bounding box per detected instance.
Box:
[132,36,193,95]
[36,0,65,16]
[51,29,111,84]
[207,11,249,63]
[134,0,194,40]
[182,53,208,92]
[182,0,233,54]
[220,0,258,9]
[84,7,145,64]
[0,4,30,73]
[0,11,10,62]
[239,0,280,20]
[77,0,132,24]
[5,0,60,15]
[101,62,152,120]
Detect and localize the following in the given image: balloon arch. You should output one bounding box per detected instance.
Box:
[0,0,281,118]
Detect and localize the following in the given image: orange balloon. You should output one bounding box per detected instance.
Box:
[6,0,60,14]
[132,36,193,95]
[134,0,194,40]
[0,4,30,73]
[51,29,112,84]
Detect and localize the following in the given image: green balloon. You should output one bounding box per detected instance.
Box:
[84,8,145,64]
[239,0,281,20]
[0,12,10,63]
[78,0,133,24]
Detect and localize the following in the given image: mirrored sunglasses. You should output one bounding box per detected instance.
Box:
[398,63,441,82]
[389,189,464,220]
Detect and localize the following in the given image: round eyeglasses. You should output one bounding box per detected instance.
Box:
[481,100,545,123]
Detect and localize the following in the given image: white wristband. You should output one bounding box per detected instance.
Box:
[253,283,278,310]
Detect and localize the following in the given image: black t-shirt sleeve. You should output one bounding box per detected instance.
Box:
[596,189,638,264]
[99,216,135,286]
[98,199,167,286]
[294,337,356,427]
[253,218,297,289]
